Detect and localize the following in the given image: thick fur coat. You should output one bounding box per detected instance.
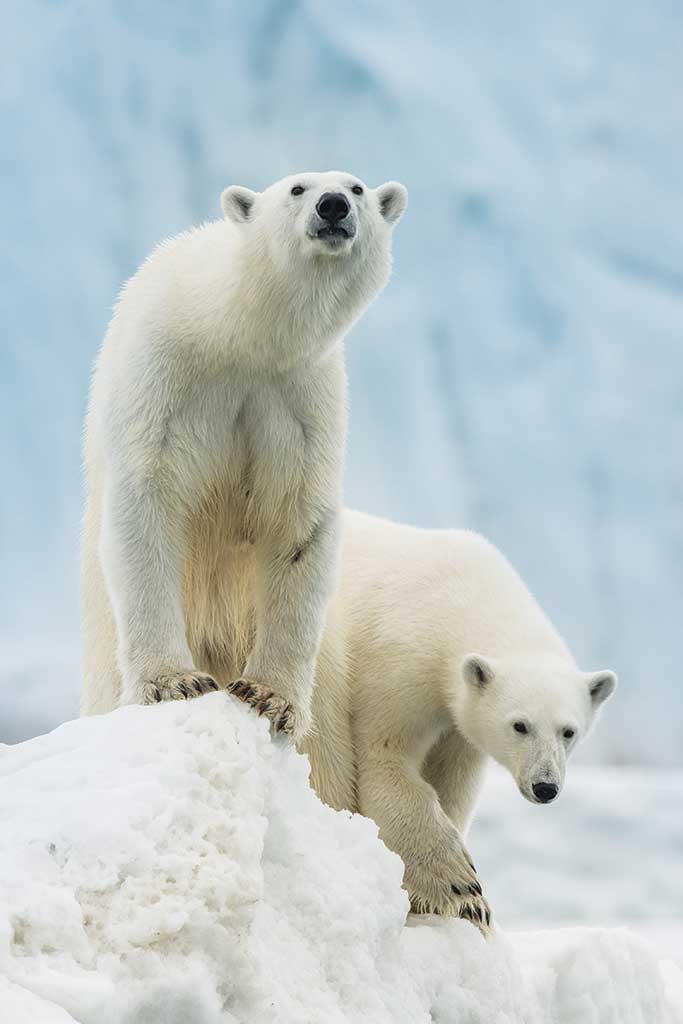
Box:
[311,511,617,929]
[81,172,407,743]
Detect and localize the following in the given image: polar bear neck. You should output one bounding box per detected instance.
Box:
[218,221,389,372]
[136,217,391,375]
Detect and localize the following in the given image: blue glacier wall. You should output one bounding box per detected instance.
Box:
[1,1,682,760]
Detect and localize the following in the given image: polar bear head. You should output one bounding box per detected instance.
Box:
[454,655,617,804]
[221,171,407,274]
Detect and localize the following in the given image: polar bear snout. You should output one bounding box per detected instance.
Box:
[531,782,558,803]
[309,191,357,246]
[316,192,351,225]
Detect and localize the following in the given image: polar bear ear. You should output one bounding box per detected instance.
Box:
[585,670,618,708]
[376,181,408,225]
[221,186,258,224]
[462,654,495,690]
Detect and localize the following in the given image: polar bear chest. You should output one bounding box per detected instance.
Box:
[184,374,310,544]
[182,378,311,651]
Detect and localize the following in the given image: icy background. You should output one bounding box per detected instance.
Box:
[1,1,682,761]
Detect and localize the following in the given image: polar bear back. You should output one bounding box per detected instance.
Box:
[337,510,573,674]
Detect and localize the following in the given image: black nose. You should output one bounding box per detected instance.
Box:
[316,192,350,223]
[532,782,558,803]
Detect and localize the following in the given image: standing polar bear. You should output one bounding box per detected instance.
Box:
[315,511,617,930]
[81,171,407,743]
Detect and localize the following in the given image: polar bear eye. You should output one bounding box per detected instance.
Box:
[291,185,305,196]
[351,185,363,195]
[513,721,528,735]
[563,728,575,740]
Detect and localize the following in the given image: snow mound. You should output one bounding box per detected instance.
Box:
[0,695,679,1023]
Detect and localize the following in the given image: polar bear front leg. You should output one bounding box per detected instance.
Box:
[229,508,340,743]
[100,463,219,706]
[358,754,491,933]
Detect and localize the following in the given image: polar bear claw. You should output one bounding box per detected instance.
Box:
[142,671,220,705]
[228,679,296,736]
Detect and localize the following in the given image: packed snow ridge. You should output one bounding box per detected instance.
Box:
[0,694,680,1024]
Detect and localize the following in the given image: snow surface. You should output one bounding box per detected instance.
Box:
[1,694,680,1023]
[2,1,683,762]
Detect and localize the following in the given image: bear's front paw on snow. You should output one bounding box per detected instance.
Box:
[142,670,220,704]
[227,679,301,739]
[405,854,492,936]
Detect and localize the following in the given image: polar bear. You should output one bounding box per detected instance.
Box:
[302,511,617,932]
[81,171,407,742]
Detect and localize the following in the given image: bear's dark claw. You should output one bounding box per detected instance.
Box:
[275,705,293,732]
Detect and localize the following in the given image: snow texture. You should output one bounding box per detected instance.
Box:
[2,1,683,763]
[1,694,680,1023]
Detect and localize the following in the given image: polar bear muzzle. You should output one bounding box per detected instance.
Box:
[308,191,357,246]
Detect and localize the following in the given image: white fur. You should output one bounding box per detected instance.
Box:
[307,511,617,928]
[81,172,407,743]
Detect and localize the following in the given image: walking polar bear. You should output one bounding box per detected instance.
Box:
[310,511,616,929]
[81,170,407,743]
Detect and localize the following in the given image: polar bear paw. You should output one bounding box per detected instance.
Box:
[227,679,298,737]
[405,856,492,936]
[142,670,220,704]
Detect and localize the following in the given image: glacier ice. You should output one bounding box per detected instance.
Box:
[1,2,682,762]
